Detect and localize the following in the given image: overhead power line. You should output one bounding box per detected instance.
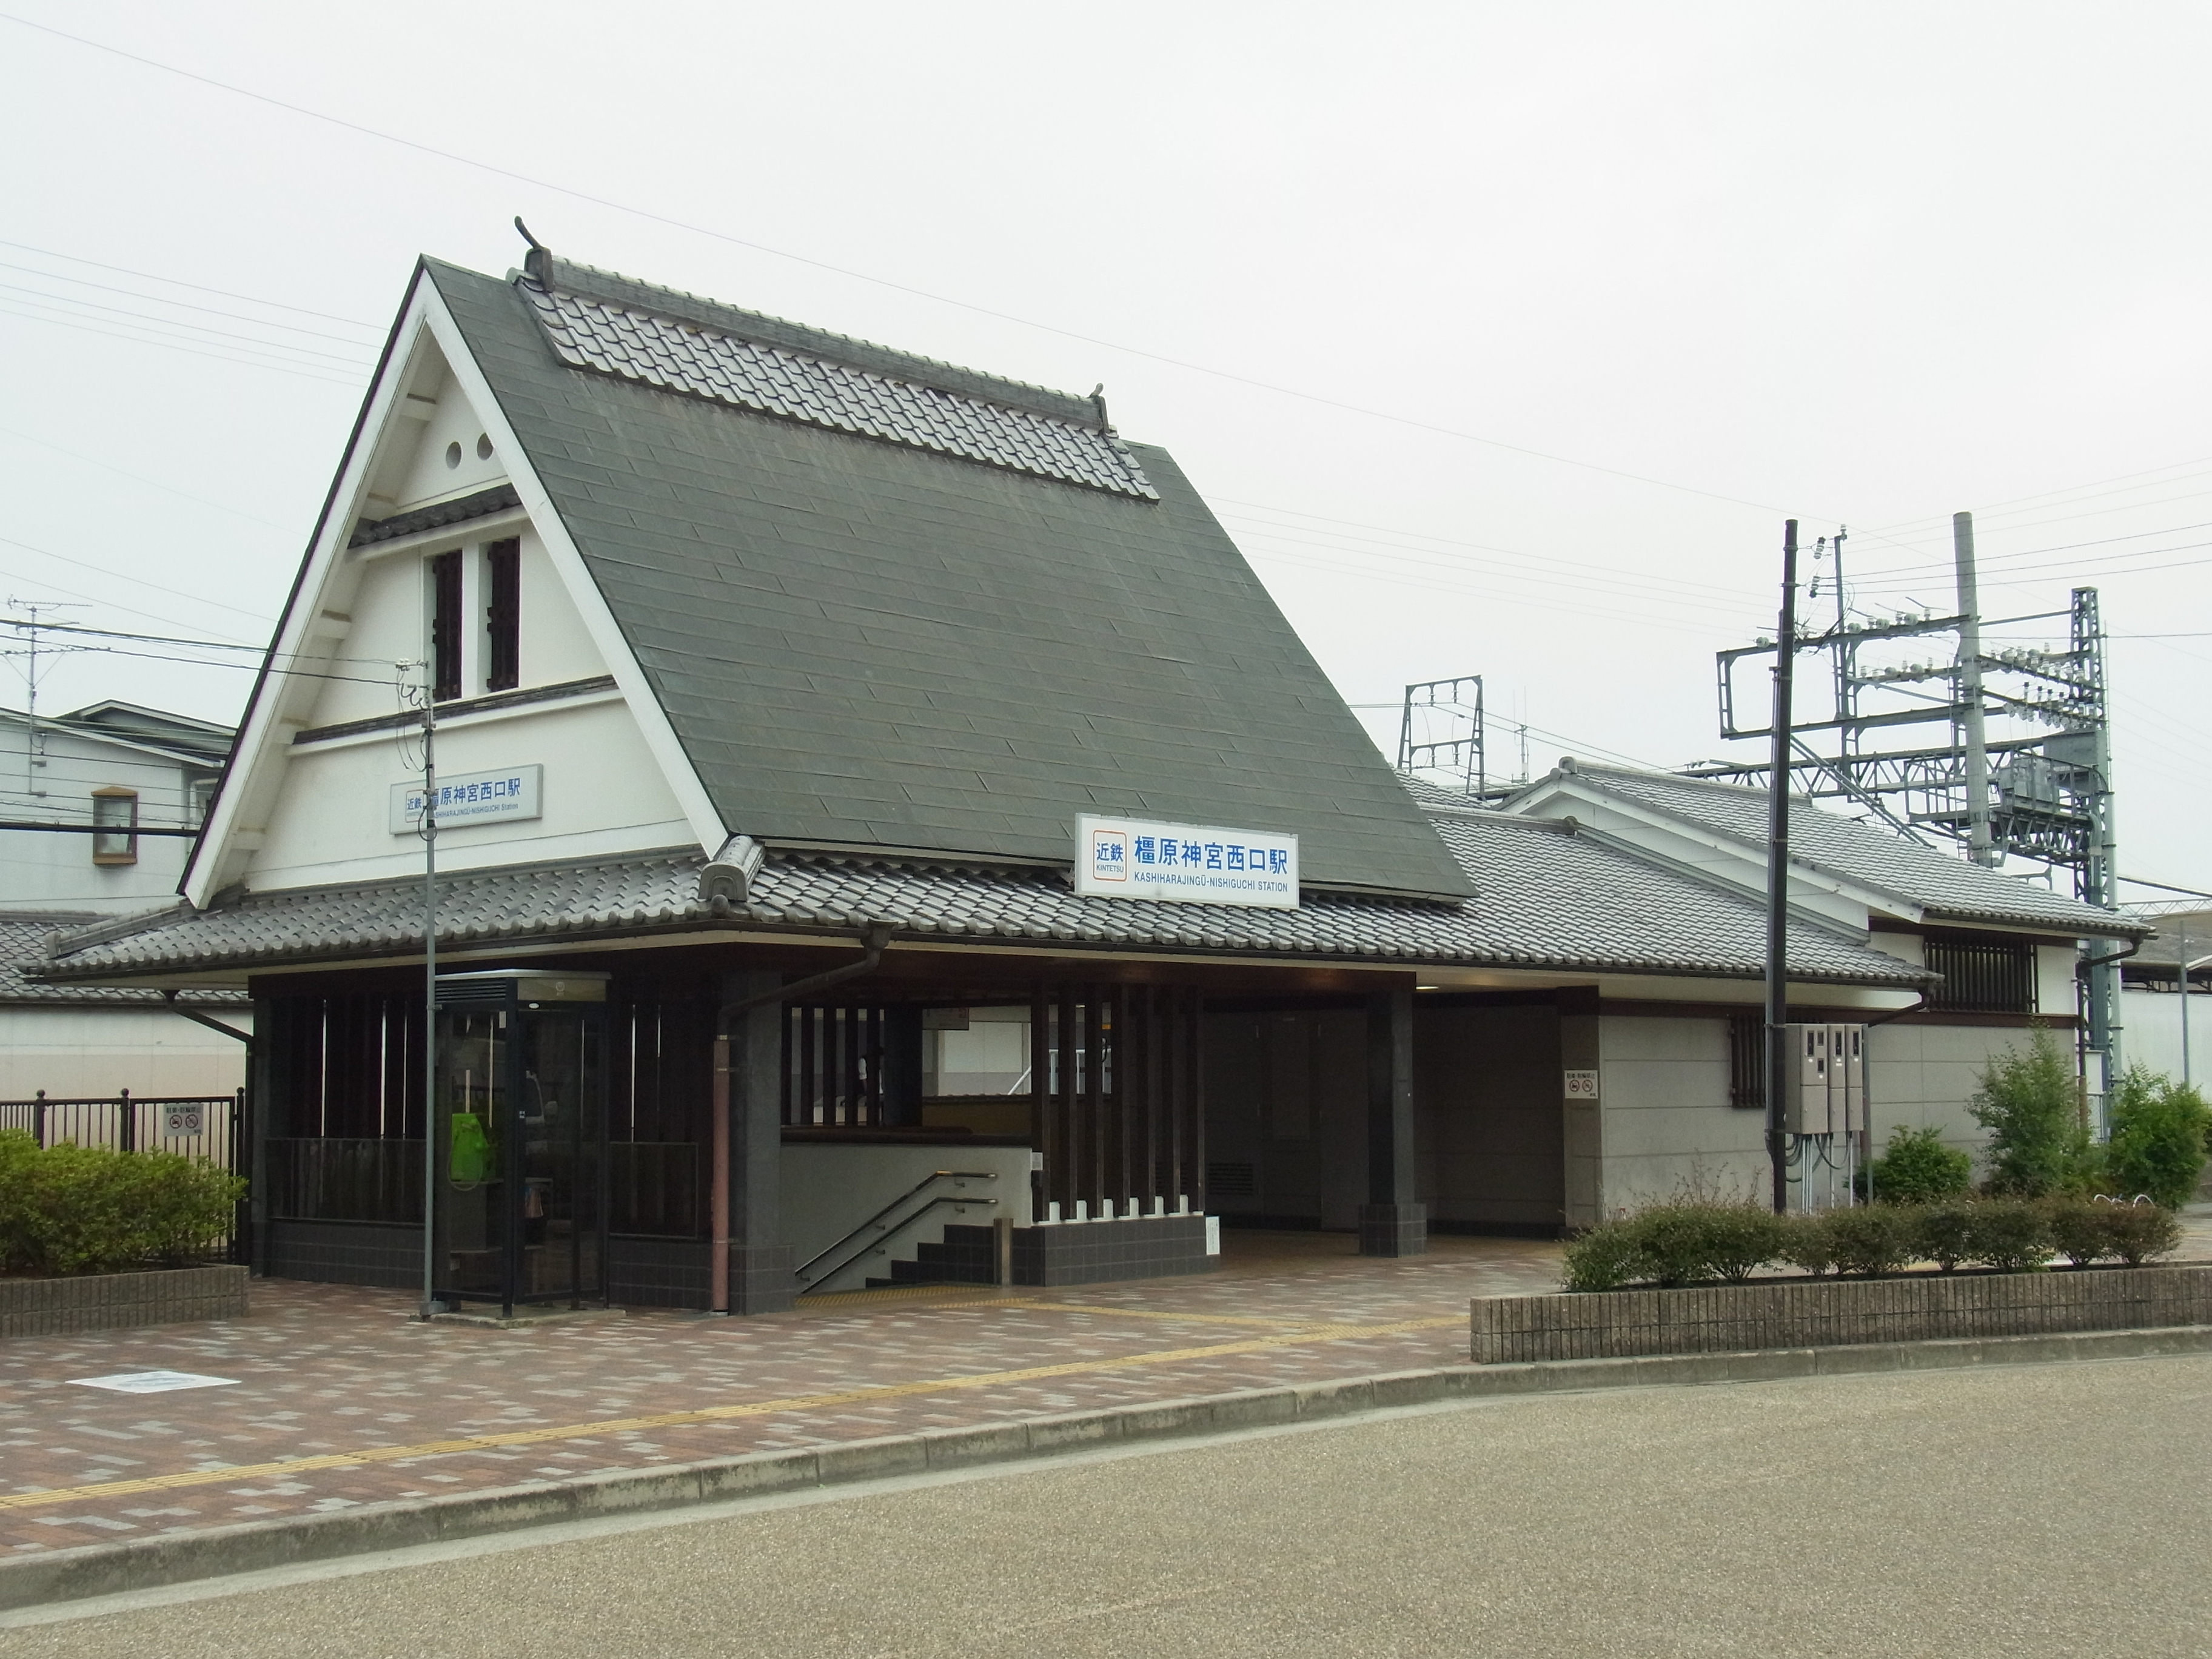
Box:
[0,300,362,387]
[0,258,380,346]
[0,235,386,327]
[0,10,1801,520]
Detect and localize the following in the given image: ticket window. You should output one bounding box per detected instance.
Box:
[432,971,608,1315]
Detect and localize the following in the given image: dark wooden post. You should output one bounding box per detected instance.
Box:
[1359,988,1425,1256]
[715,969,795,1314]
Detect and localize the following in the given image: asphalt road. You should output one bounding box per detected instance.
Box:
[6,1355,2210,1658]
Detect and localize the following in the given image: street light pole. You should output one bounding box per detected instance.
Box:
[417,677,440,1321]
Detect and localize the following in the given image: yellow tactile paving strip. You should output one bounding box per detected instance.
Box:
[0,1313,1463,1514]
[0,1232,1569,1551]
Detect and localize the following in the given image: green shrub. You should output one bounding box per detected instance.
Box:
[2103,1068,2210,1208]
[2,1142,243,1277]
[1857,1125,1972,1205]
[1914,1200,1979,1272]
[1818,1204,1915,1276]
[1960,1196,2053,1273]
[1625,1202,1786,1285]
[1562,1224,1646,1293]
[2041,1194,2112,1267]
[1778,1211,1838,1277]
[0,1129,37,1272]
[2096,1199,2182,1266]
[1969,1028,2089,1196]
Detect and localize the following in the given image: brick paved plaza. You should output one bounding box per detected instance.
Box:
[8,1216,2208,1560]
[0,1231,1563,1552]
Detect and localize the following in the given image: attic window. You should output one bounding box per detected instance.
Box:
[486,538,520,692]
[428,549,463,701]
[91,788,138,865]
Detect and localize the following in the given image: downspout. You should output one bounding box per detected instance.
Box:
[709,920,897,1314]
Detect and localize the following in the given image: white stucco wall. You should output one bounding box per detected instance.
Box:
[0,720,210,915]
[0,1005,248,1099]
[248,695,692,889]
[1586,1014,2081,1214]
[2119,988,2206,1088]
[1595,1015,1765,1212]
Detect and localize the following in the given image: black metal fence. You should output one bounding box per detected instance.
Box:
[0,1090,243,1167]
[0,1090,247,1263]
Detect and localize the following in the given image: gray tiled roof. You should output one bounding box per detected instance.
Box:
[429,258,1473,901]
[1549,765,2142,936]
[39,819,1926,989]
[1,916,245,1007]
[523,284,1156,500]
[350,483,520,547]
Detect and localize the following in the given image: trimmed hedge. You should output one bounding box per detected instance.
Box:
[0,1130,244,1278]
[1562,1196,2182,1292]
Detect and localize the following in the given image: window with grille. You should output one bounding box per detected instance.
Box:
[1728,1013,1764,1110]
[91,787,138,865]
[1924,932,2036,1013]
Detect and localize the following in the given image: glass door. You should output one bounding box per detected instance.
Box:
[516,1007,605,1304]
[432,1010,509,1303]
[431,1001,606,1311]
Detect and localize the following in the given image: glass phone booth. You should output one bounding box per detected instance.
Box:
[432,970,609,1316]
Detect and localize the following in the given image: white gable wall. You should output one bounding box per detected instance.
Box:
[249,695,691,888]
[190,275,727,904]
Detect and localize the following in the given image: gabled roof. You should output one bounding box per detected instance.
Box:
[39,814,1926,989]
[0,916,244,1007]
[1509,762,2143,937]
[0,701,234,768]
[422,252,1470,900]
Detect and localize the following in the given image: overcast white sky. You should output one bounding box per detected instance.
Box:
[0,2,2205,896]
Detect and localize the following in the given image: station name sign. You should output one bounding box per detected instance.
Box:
[1074,814,1299,910]
[390,764,543,834]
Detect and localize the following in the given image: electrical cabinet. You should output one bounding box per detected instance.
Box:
[1783,1022,1831,1134]
[1783,1022,1866,1134]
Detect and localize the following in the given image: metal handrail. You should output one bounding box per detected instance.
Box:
[795,1196,999,1295]
[793,1168,999,1286]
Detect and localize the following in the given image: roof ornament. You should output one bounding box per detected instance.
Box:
[514,216,554,288]
[699,834,766,913]
[1090,383,1111,433]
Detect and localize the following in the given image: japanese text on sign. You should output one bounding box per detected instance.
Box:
[389,764,544,834]
[1074,814,1299,910]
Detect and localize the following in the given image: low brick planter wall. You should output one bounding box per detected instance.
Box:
[0,1265,248,1340]
[1472,1264,2212,1364]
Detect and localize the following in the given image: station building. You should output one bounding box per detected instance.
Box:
[38,243,2142,1313]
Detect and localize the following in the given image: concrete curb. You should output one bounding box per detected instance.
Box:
[5,1322,2208,1612]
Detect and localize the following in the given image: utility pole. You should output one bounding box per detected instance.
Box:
[2179,917,2203,1090]
[1765,520,1799,1215]
[4,600,74,800]
[1952,512,1995,867]
[2076,589,2122,1090]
